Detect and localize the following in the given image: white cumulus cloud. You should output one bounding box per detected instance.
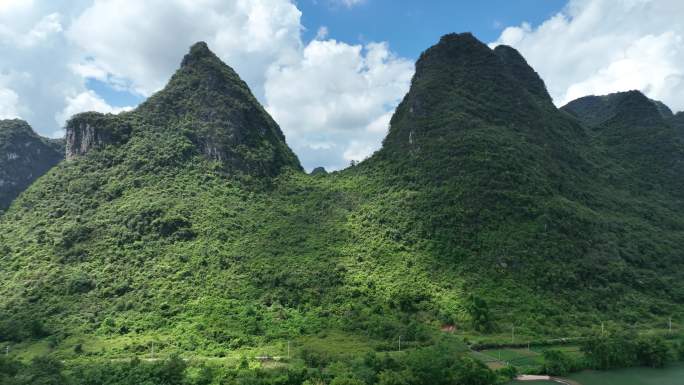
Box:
[0,0,120,133]
[0,87,20,119]
[54,90,133,133]
[67,0,303,98]
[0,0,412,169]
[492,0,684,112]
[265,40,413,170]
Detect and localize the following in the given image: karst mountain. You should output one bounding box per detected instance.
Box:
[1,34,682,356]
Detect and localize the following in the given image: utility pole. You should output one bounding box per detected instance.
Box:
[287,341,290,359]
[151,342,155,359]
[398,336,402,352]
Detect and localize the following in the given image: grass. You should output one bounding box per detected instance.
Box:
[476,344,583,371]
[295,331,379,358]
[479,348,544,367]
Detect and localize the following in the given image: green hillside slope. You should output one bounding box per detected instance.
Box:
[1,34,683,366]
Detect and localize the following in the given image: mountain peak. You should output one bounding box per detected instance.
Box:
[181,41,217,68]
[417,32,492,68]
[562,90,672,128]
[437,32,481,46]
[65,42,301,176]
[0,119,64,210]
[381,33,560,151]
[0,119,33,135]
[136,42,302,175]
[189,41,210,54]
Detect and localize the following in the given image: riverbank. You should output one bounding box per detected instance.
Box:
[515,374,580,385]
[510,363,684,385]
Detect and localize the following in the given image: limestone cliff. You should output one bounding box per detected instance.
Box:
[65,112,132,160]
[0,119,64,210]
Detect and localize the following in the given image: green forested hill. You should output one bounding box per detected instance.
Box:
[1,33,683,367]
[0,120,64,211]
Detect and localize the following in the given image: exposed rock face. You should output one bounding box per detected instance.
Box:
[0,119,64,210]
[65,112,132,160]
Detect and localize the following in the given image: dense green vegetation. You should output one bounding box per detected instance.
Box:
[1,33,684,381]
[0,340,512,385]
[581,332,673,370]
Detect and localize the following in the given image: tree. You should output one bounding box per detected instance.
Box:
[157,354,187,385]
[377,371,408,385]
[465,294,494,333]
[21,356,66,385]
[453,356,496,385]
[581,332,638,370]
[330,377,366,385]
[636,336,671,368]
[542,350,574,376]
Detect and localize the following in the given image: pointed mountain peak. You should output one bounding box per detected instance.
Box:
[65,42,301,176]
[188,41,211,56]
[136,42,301,176]
[181,41,218,68]
[416,33,492,70]
[381,32,560,151]
[409,33,553,110]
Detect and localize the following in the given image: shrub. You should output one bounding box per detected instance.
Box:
[636,336,671,368]
[466,294,495,333]
[542,350,574,376]
[330,377,366,385]
[377,370,408,385]
[300,348,330,368]
[496,365,518,381]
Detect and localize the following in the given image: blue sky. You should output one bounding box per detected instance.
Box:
[3,0,683,171]
[96,0,568,110]
[298,0,567,58]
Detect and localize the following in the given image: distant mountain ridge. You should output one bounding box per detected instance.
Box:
[562,91,675,127]
[0,119,64,211]
[563,90,684,196]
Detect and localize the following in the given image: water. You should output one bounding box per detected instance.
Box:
[509,364,684,385]
[510,382,557,385]
[567,364,684,385]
